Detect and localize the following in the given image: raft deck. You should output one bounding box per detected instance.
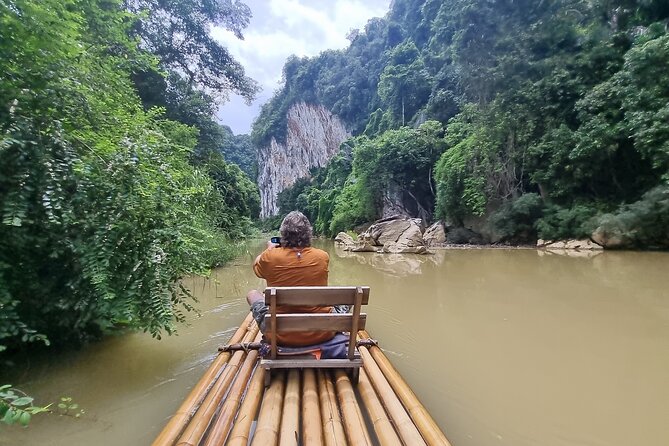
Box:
[152,313,452,446]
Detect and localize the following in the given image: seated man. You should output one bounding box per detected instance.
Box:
[247,211,336,347]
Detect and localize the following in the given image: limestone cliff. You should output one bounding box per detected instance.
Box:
[257,102,350,218]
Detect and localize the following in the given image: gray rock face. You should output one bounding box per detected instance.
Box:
[334,218,430,254]
[335,231,378,252]
[361,217,429,254]
[334,232,355,247]
[371,220,412,246]
[257,102,350,218]
[423,221,446,246]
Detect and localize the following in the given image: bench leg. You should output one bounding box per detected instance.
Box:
[350,368,360,385]
[264,369,272,388]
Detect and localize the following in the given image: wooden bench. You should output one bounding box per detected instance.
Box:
[259,286,370,385]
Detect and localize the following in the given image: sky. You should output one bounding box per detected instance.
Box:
[212,0,391,135]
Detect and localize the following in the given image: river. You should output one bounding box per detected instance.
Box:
[2,241,668,446]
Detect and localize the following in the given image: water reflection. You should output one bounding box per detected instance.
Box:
[537,248,603,258]
[333,245,447,277]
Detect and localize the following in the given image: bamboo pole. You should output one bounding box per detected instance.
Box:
[250,370,286,446]
[358,346,427,446]
[302,369,323,446]
[334,370,373,446]
[152,313,253,446]
[357,368,402,446]
[202,332,262,446]
[360,331,451,446]
[225,365,265,446]
[279,369,301,446]
[318,370,347,446]
[176,324,259,446]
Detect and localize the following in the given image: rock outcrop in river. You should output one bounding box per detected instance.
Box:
[335,216,429,254]
[257,102,350,218]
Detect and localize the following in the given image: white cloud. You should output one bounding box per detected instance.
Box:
[214,0,390,134]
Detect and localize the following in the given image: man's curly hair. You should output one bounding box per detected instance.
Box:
[280,211,313,248]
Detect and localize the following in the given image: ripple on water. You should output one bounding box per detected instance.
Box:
[207,328,237,341]
[176,353,218,377]
[207,301,242,314]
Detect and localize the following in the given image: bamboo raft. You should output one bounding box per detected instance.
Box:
[152,313,452,446]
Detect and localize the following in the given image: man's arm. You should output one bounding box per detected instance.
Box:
[253,240,277,278]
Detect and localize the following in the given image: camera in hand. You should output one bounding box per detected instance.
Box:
[270,236,281,244]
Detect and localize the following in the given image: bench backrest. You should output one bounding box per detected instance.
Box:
[263,286,370,360]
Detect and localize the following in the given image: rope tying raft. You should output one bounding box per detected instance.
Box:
[217,338,379,354]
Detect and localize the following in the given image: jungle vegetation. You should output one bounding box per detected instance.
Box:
[256,0,669,248]
[0,0,260,353]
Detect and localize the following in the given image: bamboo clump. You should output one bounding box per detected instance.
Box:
[153,313,452,446]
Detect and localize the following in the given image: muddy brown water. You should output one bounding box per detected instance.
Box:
[2,241,668,446]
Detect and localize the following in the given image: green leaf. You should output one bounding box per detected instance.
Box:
[2,408,16,424]
[12,397,33,407]
[19,411,31,426]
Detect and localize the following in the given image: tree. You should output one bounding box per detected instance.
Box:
[125,0,258,99]
[377,41,432,126]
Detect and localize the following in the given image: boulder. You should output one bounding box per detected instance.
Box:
[591,226,631,249]
[423,221,447,246]
[334,232,355,249]
[381,221,427,253]
[368,220,411,245]
[357,217,429,254]
[563,239,603,250]
[536,239,551,247]
[334,231,379,252]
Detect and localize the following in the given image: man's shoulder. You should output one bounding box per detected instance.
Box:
[261,247,288,261]
[307,247,329,260]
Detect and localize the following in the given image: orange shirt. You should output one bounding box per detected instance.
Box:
[253,246,334,346]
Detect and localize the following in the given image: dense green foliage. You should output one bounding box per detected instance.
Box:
[219,126,257,179]
[0,0,258,352]
[126,0,258,98]
[255,0,669,247]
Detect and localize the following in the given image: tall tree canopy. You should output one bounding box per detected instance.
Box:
[125,0,258,98]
